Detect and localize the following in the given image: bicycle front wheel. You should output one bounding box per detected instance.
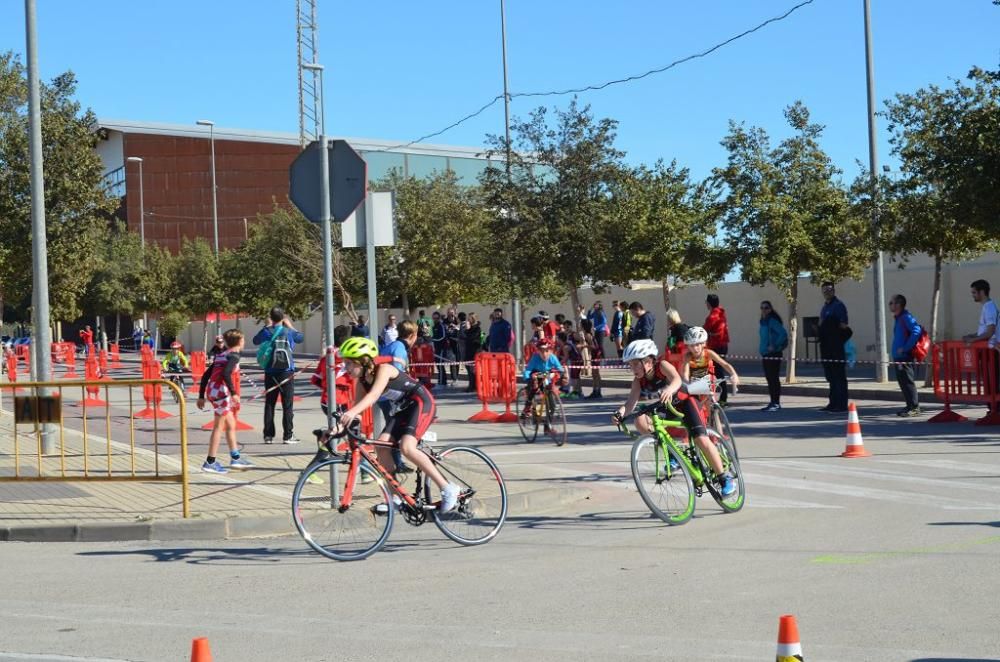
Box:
[630,436,695,525]
[705,430,745,513]
[709,403,739,460]
[544,390,568,446]
[430,446,507,545]
[292,458,393,561]
[516,387,538,443]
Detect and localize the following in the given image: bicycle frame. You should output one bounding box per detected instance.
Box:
[333,435,425,512]
[619,403,709,487]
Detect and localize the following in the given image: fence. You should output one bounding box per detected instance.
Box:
[468,352,518,423]
[930,340,1000,425]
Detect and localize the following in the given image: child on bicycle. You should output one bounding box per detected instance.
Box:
[680,326,740,406]
[521,339,566,417]
[196,330,252,473]
[161,341,189,385]
[613,339,735,496]
[334,337,460,513]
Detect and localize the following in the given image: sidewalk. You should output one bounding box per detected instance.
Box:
[0,352,937,543]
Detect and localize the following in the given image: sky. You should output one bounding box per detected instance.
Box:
[1,0,998,183]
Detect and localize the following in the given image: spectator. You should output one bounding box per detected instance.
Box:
[253,306,306,443]
[580,318,603,399]
[431,311,449,387]
[380,320,419,473]
[703,294,731,405]
[628,301,655,342]
[890,294,923,417]
[576,304,587,323]
[588,301,609,358]
[416,309,432,339]
[379,313,398,348]
[487,307,512,353]
[529,316,546,342]
[758,300,788,412]
[79,325,94,354]
[818,282,850,413]
[142,329,154,351]
[208,334,227,358]
[560,322,583,399]
[962,279,1000,413]
[665,309,689,354]
[464,312,483,392]
[351,315,369,338]
[132,327,144,351]
[540,311,560,340]
[610,300,625,357]
[445,309,461,382]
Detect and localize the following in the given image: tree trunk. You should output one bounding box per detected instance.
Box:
[924,251,943,387]
[661,279,672,313]
[569,286,582,320]
[401,291,410,319]
[786,280,798,384]
[202,318,210,354]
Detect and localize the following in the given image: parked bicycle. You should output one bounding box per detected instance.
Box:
[516,371,567,446]
[616,398,745,525]
[292,415,508,561]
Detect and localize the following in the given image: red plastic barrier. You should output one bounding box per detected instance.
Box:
[98,349,111,380]
[15,344,30,365]
[62,343,80,379]
[136,358,171,419]
[408,342,435,389]
[523,342,538,363]
[5,353,21,394]
[79,354,108,407]
[468,352,518,423]
[930,341,1000,425]
[109,343,123,368]
[51,342,65,364]
[188,351,206,394]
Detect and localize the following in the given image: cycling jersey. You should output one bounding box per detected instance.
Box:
[687,353,714,381]
[362,356,435,441]
[162,351,189,372]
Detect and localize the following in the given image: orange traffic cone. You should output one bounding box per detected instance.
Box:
[841,402,872,458]
[776,614,804,661]
[190,637,212,662]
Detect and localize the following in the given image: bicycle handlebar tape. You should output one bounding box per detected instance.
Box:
[775,614,804,661]
[841,402,872,458]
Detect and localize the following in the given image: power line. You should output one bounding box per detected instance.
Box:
[372,0,818,153]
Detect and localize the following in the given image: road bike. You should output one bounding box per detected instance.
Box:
[291,414,508,561]
[163,368,189,403]
[616,397,745,525]
[516,371,567,446]
[688,375,739,460]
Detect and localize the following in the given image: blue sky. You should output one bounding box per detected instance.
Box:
[2,0,997,181]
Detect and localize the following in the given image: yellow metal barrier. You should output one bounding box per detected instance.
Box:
[0,379,190,517]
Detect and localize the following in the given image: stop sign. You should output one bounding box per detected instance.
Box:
[289,139,367,223]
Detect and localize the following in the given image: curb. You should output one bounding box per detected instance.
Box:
[0,486,589,543]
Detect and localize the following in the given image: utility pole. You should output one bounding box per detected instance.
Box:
[500,0,521,363]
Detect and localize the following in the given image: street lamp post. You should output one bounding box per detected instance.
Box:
[126,156,147,330]
[196,119,220,334]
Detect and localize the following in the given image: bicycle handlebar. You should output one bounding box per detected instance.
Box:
[614,399,683,425]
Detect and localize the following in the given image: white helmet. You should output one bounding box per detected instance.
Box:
[622,339,659,362]
[684,326,708,345]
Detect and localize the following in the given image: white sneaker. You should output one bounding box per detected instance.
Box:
[439,483,461,513]
[282,437,300,445]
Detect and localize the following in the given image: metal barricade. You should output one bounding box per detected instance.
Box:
[0,379,191,517]
[930,340,1000,425]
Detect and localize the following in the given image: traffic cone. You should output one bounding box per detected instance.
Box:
[776,614,803,661]
[841,402,872,458]
[190,637,212,662]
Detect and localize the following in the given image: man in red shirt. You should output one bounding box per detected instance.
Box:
[79,325,94,355]
[540,311,561,341]
[703,294,731,406]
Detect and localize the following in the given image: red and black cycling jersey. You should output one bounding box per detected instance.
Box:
[638,359,673,393]
[363,356,435,441]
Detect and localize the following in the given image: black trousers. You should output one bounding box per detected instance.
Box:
[821,358,848,409]
[714,346,729,403]
[762,352,782,404]
[264,372,295,440]
[894,361,918,409]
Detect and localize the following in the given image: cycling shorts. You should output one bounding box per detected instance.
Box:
[382,390,436,442]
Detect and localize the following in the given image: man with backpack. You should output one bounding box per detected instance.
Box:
[253,306,305,443]
[890,294,923,417]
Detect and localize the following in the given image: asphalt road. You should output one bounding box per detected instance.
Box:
[1,391,998,661]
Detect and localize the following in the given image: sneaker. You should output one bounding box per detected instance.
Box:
[395,464,414,474]
[897,407,921,417]
[719,473,736,497]
[440,483,461,513]
[229,457,254,470]
[373,495,403,515]
[305,472,324,485]
[263,437,274,444]
[760,403,781,412]
[282,436,300,445]
[585,391,603,400]
[201,460,228,474]
[666,457,680,473]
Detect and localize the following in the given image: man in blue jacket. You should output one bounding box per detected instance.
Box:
[890,294,922,417]
[487,308,512,353]
[253,306,305,443]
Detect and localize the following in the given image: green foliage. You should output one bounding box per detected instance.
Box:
[883,67,1000,236]
[157,311,189,340]
[135,243,176,316]
[711,101,872,298]
[172,237,228,319]
[84,222,144,319]
[0,51,118,323]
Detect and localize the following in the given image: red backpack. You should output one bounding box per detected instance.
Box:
[911,329,930,362]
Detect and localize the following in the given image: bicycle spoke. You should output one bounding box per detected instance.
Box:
[431,446,507,545]
[630,436,695,525]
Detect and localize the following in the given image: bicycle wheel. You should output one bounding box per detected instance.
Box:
[516,387,538,443]
[544,390,568,446]
[429,446,507,545]
[292,457,393,561]
[709,403,739,460]
[704,431,745,513]
[630,436,695,525]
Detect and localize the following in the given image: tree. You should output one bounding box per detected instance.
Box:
[83,222,145,345]
[712,102,872,382]
[173,237,228,351]
[480,98,627,309]
[615,161,729,311]
[0,52,118,327]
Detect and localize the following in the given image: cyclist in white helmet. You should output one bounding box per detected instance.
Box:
[681,326,739,404]
[613,338,735,496]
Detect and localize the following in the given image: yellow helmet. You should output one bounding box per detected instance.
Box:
[339,336,378,360]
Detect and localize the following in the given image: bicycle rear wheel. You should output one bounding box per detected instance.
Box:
[292,458,393,561]
[429,446,507,545]
[704,430,745,513]
[630,436,695,525]
[516,387,538,443]
[544,390,567,446]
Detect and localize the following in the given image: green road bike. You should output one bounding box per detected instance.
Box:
[616,399,745,525]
